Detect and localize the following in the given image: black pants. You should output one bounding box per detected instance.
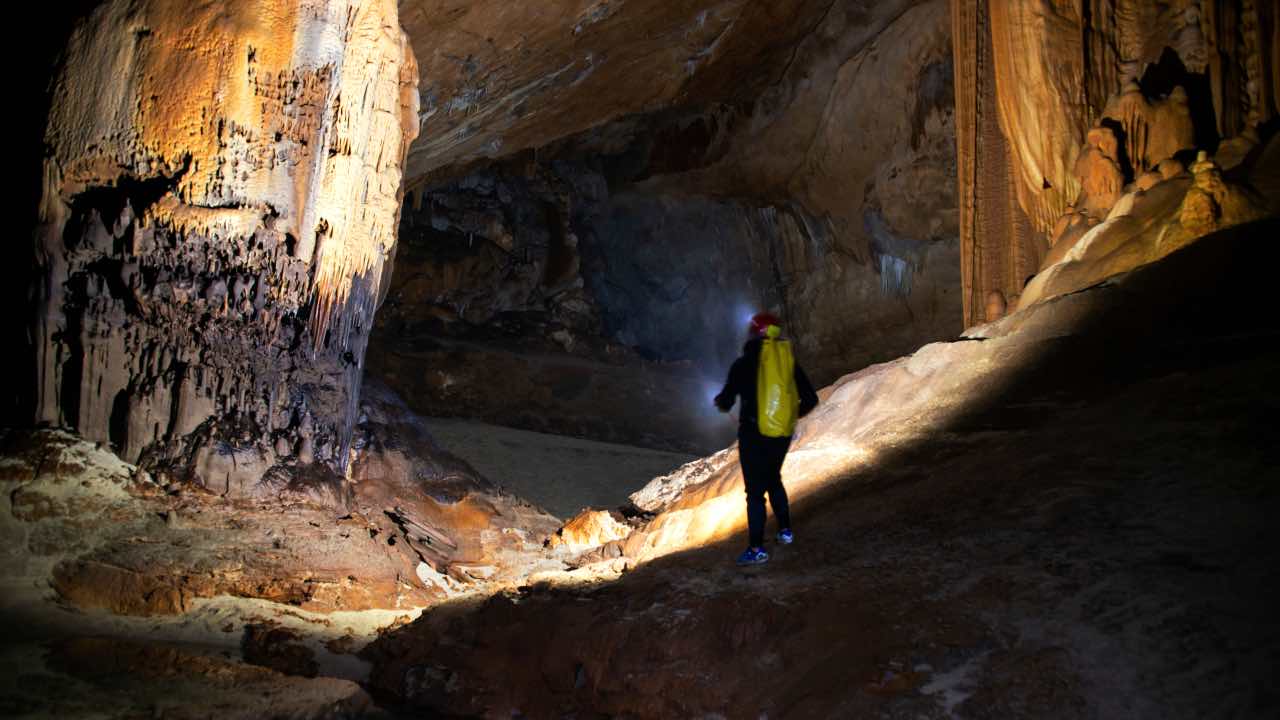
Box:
[738,425,792,548]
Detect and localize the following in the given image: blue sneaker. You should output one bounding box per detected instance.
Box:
[777,528,794,545]
[736,547,769,566]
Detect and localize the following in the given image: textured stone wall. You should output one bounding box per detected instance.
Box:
[369,0,961,450]
[397,0,836,182]
[31,0,418,482]
[388,1,961,385]
[953,0,1280,326]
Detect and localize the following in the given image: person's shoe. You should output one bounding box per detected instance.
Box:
[736,547,769,566]
[777,528,794,545]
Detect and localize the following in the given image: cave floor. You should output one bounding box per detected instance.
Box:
[363,227,1280,718]
[423,417,696,519]
[367,320,1280,719]
[5,226,1279,719]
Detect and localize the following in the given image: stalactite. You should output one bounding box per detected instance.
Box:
[32,0,418,482]
[952,0,1277,325]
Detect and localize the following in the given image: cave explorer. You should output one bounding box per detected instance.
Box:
[714,312,819,566]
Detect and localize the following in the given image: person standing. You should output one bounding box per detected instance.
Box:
[714,312,819,565]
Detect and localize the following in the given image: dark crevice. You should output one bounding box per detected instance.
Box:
[109,390,130,451]
[1098,117,1136,184]
[1139,46,1220,154]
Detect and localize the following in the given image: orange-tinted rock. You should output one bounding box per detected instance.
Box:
[363,220,1280,719]
[547,510,631,552]
[33,0,418,483]
[1171,151,1269,245]
[1075,126,1126,219]
[1101,81,1196,174]
[952,0,1279,324]
[6,388,556,618]
[984,290,1008,323]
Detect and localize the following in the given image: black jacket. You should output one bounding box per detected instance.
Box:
[714,338,819,432]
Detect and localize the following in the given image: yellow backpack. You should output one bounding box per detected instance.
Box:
[756,326,799,437]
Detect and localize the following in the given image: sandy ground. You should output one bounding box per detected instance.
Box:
[423,417,698,519]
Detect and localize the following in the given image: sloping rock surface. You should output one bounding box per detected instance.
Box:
[365,220,1280,718]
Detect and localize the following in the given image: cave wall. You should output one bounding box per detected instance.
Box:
[369,0,960,448]
[31,0,418,482]
[953,0,1280,326]
[631,0,962,382]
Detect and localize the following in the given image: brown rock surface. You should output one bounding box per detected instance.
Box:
[242,622,320,678]
[2,380,557,619]
[952,0,1280,325]
[32,636,376,719]
[1016,148,1271,312]
[1074,126,1127,219]
[546,509,632,553]
[30,0,418,486]
[364,219,1280,718]
[368,0,963,449]
[399,0,836,182]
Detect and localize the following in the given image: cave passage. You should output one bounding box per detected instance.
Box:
[7,0,1280,717]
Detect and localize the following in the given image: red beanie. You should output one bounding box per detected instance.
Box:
[749,312,781,338]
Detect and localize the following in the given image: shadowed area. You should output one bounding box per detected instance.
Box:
[361,221,1280,718]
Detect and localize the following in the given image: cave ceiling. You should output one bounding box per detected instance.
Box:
[398,0,905,183]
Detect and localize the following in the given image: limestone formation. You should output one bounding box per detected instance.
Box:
[1101,82,1197,174]
[32,0,419,488]
[546,509,632,553]
[363,217,1280,720]
[983,290,1007,324]
[952,0,1280,326]
[1174,150,1268,242]
[397,0,835,182]
[2,380,559,619]
[1074,126,1127,220]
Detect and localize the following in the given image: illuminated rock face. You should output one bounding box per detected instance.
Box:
[32,0,418,482]
[952,0,1280,326]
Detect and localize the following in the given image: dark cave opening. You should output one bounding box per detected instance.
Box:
[1099,116,1137,184]
[109,390,130,452]
[1139,46,1222,154]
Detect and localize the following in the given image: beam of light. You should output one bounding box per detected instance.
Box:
[699,378,736,422]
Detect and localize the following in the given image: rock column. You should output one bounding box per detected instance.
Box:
[32,0,418,483]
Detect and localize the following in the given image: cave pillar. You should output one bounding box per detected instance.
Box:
[32,0,418,478]
[951,0,1044,327]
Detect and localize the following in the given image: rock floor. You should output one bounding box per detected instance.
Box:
[362,221,1280,718]
[422,417,696,519]
[3,221,1278,719]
